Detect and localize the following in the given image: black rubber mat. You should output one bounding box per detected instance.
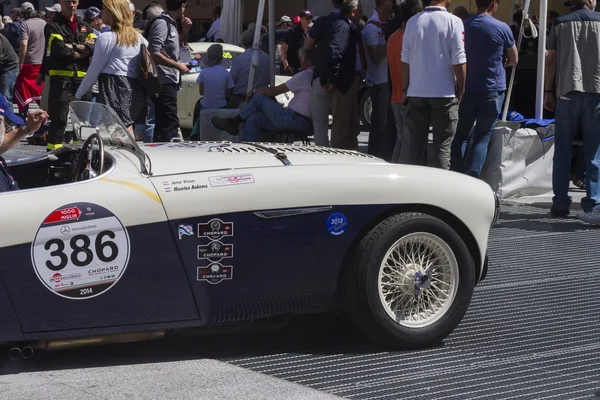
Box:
[222,202,600,400]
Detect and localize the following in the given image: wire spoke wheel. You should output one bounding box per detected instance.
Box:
[378,232,459,328]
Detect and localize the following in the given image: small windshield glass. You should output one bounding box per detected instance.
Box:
[188,51,242,74]
[69,101,136,147]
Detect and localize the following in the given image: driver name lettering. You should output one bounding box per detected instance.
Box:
[163,178,208,192]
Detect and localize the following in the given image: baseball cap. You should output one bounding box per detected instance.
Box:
[0,94,24,125]
[293,16,300,24]
[45,3,61,12]
[278,15,292,24]
[204,43,223,67]
[84,6,101,21]
[20,2,35,12]
[299,10,313,18]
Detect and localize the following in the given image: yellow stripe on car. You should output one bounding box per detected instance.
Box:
[101,178,162,204]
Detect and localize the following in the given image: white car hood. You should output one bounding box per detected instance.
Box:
[140,142,386,176]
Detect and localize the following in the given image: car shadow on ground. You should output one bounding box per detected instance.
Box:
[0,312,442,375]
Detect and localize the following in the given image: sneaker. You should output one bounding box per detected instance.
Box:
[577,209,600,225]
[211,116,240,136]
[550,205,569,217]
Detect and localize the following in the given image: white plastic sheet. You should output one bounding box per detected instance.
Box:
[481,123,555,199]
[220,0,243,46]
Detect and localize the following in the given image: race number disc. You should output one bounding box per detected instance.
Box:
[31,202,131,299]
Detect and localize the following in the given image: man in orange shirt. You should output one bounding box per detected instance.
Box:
[387,0,422,163]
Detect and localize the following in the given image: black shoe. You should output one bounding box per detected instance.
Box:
[550,205,569,217]
[211,116,241,136]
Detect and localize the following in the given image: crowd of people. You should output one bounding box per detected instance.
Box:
[0,0,598,224]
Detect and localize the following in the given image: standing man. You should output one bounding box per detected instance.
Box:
[387,0,423,163]
[450,0,518,178]
[15,2,47,116]
[43,0,96,152]
[0,28,19,108]
[147,0,191,142]
[362,0,393,158]
[400,0,466,169]
[544,0,600,222]
[304,0,344,147]
[281,10,313,76]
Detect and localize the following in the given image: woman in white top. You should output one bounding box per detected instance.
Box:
[75,0,148,137]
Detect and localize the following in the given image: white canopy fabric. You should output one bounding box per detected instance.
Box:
[220,0,243,46]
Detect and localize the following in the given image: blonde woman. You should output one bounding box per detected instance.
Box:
[75,0,148,137]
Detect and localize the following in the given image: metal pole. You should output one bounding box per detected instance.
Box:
[247,0,266,95]
[501,0,531,121]
[268,0,276,87]
[535,0,548,119]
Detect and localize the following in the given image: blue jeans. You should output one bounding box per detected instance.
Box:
[553,92,600,213]
[451,91,505,178]
[0,67,18,108]
[133,98,155,143]
[240,93,311,142]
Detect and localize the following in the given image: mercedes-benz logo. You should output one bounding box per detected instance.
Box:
[60,226,71,235]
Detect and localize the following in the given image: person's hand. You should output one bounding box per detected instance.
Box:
[246,89,256,99]
[323,83,333,92]
[36,74,44,85]
[456,87,464,102]
[25,109,49,133]
[177,62,190,73]
[544,92,556,112]
[182,17,192,33]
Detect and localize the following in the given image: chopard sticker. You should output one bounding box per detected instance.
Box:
[31,202,131,299]
[197,263,233,284]
[208,173,254,187]
[198,219,233,240]
[198,241,233,262]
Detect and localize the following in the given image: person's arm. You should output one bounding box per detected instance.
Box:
[75,35,111,99]
[248,83,289,98]
[504,45,518,67]
[280,42,289,71]
[363,25,387,64]
[18,40,27,66]
[0,110,48,154]
[198,82,204,96]
[450,18,467,100]
[327,22,350,87]
[48,23,92,61]
[400,24,412,104]
[148,20,188,73]
[303,20,321,52]
[543,24,558,111]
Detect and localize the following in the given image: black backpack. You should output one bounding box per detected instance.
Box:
[138,42,162,97]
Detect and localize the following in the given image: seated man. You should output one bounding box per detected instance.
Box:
[190,43,234,139]
[228,29,270,108]
[0,94,49,192]
[211,47,313,142]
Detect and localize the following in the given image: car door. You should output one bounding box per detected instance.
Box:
[0,155,200,333]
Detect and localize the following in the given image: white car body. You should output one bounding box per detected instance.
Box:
[178,43,293,130]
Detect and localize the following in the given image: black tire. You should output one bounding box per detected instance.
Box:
[358,90,372,131]
[343,213,475,349]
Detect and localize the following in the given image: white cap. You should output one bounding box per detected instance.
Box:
[129,1,135,12]
[45,3,61,12]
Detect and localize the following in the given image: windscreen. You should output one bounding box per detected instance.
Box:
[69,101,137,147]
[188,50,242,74]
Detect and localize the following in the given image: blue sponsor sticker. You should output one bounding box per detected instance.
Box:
[326,213,348,236]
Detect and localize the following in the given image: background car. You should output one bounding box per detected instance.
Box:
[178,43,292,131]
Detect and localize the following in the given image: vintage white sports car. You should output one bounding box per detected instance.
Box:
[0,102,497,357]
[177,42,293,130]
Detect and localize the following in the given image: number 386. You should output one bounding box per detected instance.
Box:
[44,230,119,271]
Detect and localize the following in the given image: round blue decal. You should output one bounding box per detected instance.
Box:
[327,213,348,236]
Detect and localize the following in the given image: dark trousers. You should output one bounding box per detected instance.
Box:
[367,83,391,159]
[331,75,360,150]
[47,77,80,150]
[151,83,179,142]
[400,97,459,170]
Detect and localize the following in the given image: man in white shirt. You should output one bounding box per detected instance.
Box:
[362,0,393,159]
[400,0,466,170]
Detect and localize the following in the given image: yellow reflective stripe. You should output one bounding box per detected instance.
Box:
[47,33,64,52]
[86,33,97,40]
[48,70,86,78]
[47,143,63,150]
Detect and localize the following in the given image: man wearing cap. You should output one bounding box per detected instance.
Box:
[0,102,48,192]
[84,6,110,36]
[45,3,61,22]
[15,2,46,116]
[281,10,312,76]
[42,0,96,151]
[278,15,292,29]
